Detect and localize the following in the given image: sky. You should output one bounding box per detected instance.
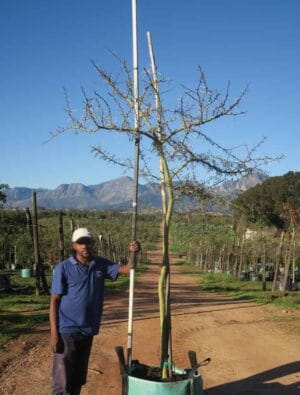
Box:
[1,0,300,189]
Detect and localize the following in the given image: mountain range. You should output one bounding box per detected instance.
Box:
[3,173,267,211]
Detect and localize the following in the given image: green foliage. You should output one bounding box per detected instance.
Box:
[0,209,160,269]
[171,213,234,255]
[0,184,8,207]
[0,209,32,268]
[234,171,300,229]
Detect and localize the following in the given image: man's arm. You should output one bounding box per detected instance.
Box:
[49,294,63,353]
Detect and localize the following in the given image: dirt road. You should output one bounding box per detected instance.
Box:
[0,250,299,394]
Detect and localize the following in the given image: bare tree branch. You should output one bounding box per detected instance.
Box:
[50,57,280,188]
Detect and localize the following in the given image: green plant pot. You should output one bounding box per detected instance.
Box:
[127,373,203,395]
[115,347,207,395]
[21,268,31,278]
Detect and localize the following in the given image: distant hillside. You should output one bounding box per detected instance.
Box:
[213,173,268,199]
[3,173,266,211]
[3,177,160,210]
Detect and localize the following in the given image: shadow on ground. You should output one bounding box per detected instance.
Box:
[205,361,300,394]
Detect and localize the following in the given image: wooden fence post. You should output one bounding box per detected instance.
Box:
[25,207,33,241]
[59,211,65,261]
[32,192,48,295]
[108,234,113,261]
[70,219,74,233]
[262,242,266,291]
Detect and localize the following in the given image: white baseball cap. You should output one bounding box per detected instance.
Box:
[72,228,93,243]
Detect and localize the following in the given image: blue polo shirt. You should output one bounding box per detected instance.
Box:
[51,255,120,335]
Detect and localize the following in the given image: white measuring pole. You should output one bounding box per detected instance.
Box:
[127,0,140,367]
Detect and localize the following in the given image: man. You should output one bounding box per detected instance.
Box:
[50,227,140,395]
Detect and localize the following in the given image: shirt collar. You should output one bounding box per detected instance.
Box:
[70,255,95,266]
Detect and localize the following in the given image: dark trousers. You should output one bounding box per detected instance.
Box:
[52,333,93,395]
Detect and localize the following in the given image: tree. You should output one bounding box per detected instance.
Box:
[0,209,29,269]
[52,37,276,377]
[233,212,248,278]
[0,184,8,208]
[234,172,300,290]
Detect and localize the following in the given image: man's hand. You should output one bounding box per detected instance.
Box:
[49,294,63,353]
[50,330,64,353]
[128,240,141,269]
[118,241,141,274]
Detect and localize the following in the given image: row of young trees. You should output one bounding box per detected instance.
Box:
[172,172,300,292]
[234,171,300,291]
[0,200,160,296]
[0,209,159,269]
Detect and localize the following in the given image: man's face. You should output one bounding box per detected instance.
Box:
[72,237,93,260]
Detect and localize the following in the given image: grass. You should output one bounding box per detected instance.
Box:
[146,243,159,251]
[0,312,49,349]
[174,260,186,266]
[0,294,49,312]
[295,326,300,334]
[178,264,300,310]
[0,262,149,350]
[0,273,51,350]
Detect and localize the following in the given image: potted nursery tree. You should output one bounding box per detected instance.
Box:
[51,29,276,394]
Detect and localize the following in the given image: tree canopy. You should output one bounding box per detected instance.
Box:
[234,171,300,230]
